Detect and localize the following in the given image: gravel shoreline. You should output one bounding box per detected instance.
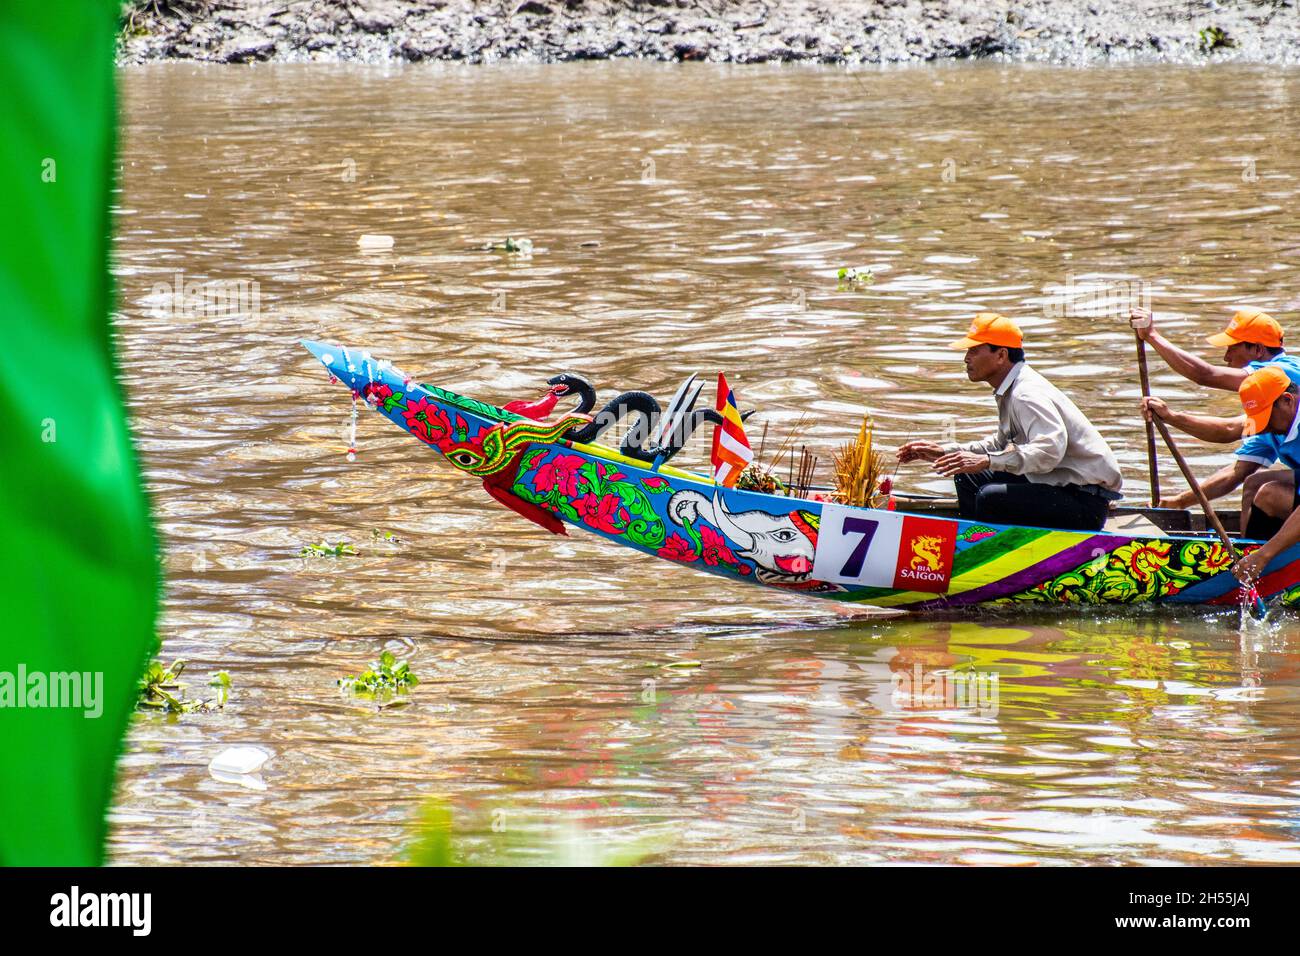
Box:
[117,1,1300,66]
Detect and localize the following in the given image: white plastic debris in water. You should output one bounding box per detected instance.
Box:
[209,746,270,776]
[357,233,394,251]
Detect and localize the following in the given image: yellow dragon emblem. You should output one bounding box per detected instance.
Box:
[909,534,945,572]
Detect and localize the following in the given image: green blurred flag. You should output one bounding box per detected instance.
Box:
[0,1,158,864]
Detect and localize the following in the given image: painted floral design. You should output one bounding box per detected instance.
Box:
[1114,541,1172,583]
[668,502,752,577]
[403,397,453,447]
[658,533,699,563]
[574,493,631,534]
[1006,539,1238,604]
[363,382,405,413]
[514,451,666,549]
[534,453,584,498]
[1192,546,1235,576]
[699,525,740,567]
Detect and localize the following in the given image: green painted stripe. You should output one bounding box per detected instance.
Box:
[951,526,1051,577]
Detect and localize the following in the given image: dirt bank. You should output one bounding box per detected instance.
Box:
[117,1,1300,65]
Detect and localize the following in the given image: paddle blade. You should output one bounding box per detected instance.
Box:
[654,372,699,446]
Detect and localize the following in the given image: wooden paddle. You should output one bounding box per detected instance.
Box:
[1148,415,1266,618]
[1134,332,1162,506]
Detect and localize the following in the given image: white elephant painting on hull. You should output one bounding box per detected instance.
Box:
[666,489,834,589]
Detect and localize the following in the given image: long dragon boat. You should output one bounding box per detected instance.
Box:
[302,341,1300,611]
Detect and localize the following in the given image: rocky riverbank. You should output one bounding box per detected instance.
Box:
[117,1,1300,66]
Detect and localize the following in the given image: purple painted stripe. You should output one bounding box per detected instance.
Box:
[912,534,1131,610]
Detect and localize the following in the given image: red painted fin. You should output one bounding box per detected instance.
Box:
[482,478,567,536]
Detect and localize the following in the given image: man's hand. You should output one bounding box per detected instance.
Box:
[1158,491,1194,510]
[896,440,945,464]
[1130,307,1155,341]
[1141,396,1170,422]
[1233,546,1273,585]
[934,450,991,477]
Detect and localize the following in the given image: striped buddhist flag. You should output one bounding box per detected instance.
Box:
[711,373,753,487]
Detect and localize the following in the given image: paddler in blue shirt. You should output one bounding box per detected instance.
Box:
[1144,365,1300,543]
[1130,306,1299,393]
[1229,367,1300,582]
[1133,306,1300,517]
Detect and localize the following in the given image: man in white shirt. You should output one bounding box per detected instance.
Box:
[897,313,1124,532]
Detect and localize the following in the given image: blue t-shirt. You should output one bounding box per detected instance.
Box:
[1245,354,1300,385]
[1237,354,1300,468]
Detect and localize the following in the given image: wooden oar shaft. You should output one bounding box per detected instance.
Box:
[1135,336,1162,507]
[1149,416,1239,557]
[1154,412,1266,618]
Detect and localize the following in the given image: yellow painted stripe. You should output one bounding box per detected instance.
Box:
[945,531,1081,595]
[565,439,714,485]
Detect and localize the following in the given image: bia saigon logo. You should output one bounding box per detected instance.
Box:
[891,516,956,592]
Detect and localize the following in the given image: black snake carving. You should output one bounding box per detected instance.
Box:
[547,372,753,464]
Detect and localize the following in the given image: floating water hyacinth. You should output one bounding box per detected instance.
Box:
[300,541,358,557]
[486,237,533,254]
[136,659,232,713]
[338,650,420,699]
[837,266,873,288]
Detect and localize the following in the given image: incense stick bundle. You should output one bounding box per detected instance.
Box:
[792,446,818,499]
[767,414,812,476]
[736,415,811,497]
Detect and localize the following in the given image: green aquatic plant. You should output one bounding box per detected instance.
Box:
[488,237,533,254]
[837,266,874,289]
[338,650,420,698]
[371,529,402,546]
[300,541,358,557]
[1197,26,1236,53]
[208,671,232,708]
[137,659,230,713]
[119,1,207,38]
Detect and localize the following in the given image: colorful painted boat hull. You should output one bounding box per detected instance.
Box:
[302,341,1300,611]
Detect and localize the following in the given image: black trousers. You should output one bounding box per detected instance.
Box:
[1243,469,1300,540]
[954,471,1110,532]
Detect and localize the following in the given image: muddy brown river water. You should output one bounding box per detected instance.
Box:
[108,61,1300,864]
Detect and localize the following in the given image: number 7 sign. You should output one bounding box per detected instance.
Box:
[811,504,956,593]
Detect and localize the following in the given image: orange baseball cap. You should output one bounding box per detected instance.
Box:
[1207,308,1283,349]
[950,312,1023,350]
[1240,364,1292,436]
